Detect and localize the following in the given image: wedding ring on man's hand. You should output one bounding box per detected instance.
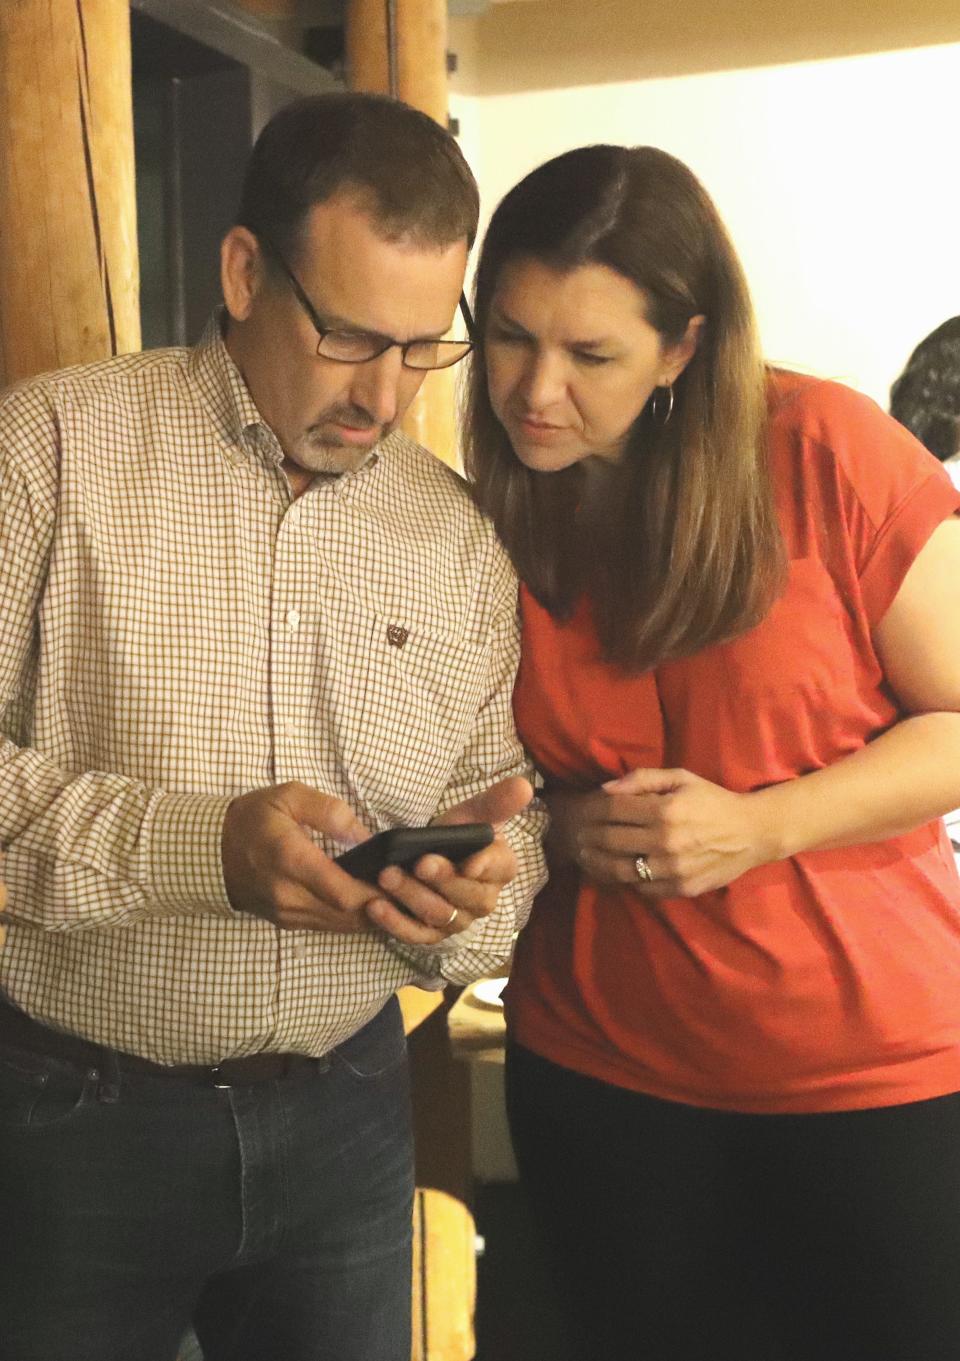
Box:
[445,906,459,927]
[634,854,654,884]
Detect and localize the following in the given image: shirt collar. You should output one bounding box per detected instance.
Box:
[187,308,394,485]
[187,309,280,462]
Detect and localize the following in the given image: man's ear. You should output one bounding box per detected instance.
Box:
[221,226,263,323]
[661,313,706,386]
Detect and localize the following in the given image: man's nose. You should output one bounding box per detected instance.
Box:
[348,346,408,428]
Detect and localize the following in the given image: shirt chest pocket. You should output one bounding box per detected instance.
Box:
[322,599,491,826]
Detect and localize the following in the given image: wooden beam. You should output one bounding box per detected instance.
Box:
[399,984,445,1034]
[232,0,299,15]
[0,0,140,389]
[344,0,462,469]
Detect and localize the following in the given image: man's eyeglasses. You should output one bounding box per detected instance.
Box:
[260,236,475,372]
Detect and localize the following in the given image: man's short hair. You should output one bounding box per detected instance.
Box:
[236,92,479,262]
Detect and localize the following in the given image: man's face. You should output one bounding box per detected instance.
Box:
[222,195,469,488]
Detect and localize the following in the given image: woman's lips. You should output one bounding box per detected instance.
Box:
[516,415,567,443]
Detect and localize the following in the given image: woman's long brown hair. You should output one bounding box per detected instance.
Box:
[464,145,785,672]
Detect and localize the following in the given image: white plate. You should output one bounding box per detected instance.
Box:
[471,976,507,1008]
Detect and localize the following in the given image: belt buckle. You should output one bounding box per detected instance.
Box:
[207,1053,291,1088]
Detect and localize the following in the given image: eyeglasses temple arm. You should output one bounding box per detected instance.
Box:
[458,292,477,343]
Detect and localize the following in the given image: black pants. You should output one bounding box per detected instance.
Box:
[505,1043,960,1361]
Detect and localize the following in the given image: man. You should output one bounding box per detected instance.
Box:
[0,94,544,1361]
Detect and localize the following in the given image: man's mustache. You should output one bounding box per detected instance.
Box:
[316,405,379,432]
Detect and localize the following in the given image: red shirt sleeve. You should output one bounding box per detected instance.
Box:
[783,379,960,624]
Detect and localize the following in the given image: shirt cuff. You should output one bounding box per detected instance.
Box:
[145,791,236,915]
[386,911,517,987]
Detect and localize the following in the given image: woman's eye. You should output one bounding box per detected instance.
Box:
[574,351,611,366]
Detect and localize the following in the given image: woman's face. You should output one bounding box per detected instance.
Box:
[485,256,701,473]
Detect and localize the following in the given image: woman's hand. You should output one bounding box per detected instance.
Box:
[548,768,782,898]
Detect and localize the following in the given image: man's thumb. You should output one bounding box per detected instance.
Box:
[280,783,371,846]
[434,776,534,830]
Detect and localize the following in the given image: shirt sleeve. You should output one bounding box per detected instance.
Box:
[0,384,236,932]
[386,574,548,988]
[802,382,960,624]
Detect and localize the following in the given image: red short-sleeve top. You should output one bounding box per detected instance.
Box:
[508,371,960,1113]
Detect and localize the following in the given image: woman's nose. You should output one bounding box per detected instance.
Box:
[519,351,565,410]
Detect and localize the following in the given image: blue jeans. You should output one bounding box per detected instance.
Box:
[0,999,413,1361]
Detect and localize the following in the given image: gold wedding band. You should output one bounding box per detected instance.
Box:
[634,854,654,884]
[445,906,459,927]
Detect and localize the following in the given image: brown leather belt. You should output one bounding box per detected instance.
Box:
[0,997,325,1088]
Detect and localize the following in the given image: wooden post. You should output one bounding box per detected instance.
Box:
[347,17,476,1359]
[345,0,462,469]
[0,0,139,952]
[232,0,299,14]
[0,0,139,389]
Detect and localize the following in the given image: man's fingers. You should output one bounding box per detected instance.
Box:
[435,776,533,829]
[419,838,518,893]
[364,898,449,946]
[375,865,468,927]
[382,859,499,918]
[223,782,380,928]
[368,838,516,936]
[278,901,377,933]
[281,836,384,913]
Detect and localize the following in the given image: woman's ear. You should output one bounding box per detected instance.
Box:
[220,226,263,323]
[661,314,706,386]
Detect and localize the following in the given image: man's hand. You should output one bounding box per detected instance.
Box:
[363,776,533,945]
[552,768,779,899]
[222,781,379,931]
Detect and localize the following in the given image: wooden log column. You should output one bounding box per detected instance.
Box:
[0,0,140,389]
[345,0,462,469]
[346,15,478,1357]
[0,0,139,951]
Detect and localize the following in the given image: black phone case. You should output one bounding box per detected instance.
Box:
[334,823,493,881]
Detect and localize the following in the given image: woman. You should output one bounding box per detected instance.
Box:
[465,145,960,1361]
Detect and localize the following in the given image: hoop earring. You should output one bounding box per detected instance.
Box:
[650,384,674,426]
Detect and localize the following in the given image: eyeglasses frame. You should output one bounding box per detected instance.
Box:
[259,234,476,370]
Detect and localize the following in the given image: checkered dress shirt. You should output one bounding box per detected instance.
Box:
[0,317,545,1064]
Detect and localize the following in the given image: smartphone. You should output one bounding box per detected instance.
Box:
[334,823,494,882]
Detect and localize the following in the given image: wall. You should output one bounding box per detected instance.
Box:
[448,2,960,407]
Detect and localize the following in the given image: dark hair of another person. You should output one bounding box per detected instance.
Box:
[889,317,960,463]
[464,144,785,673]
[236,92,480,267]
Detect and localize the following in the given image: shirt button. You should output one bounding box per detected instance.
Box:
[286,609,301,631]
[282,722,296,739]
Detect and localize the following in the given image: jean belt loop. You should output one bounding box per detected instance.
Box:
[97,1047,122,1104]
